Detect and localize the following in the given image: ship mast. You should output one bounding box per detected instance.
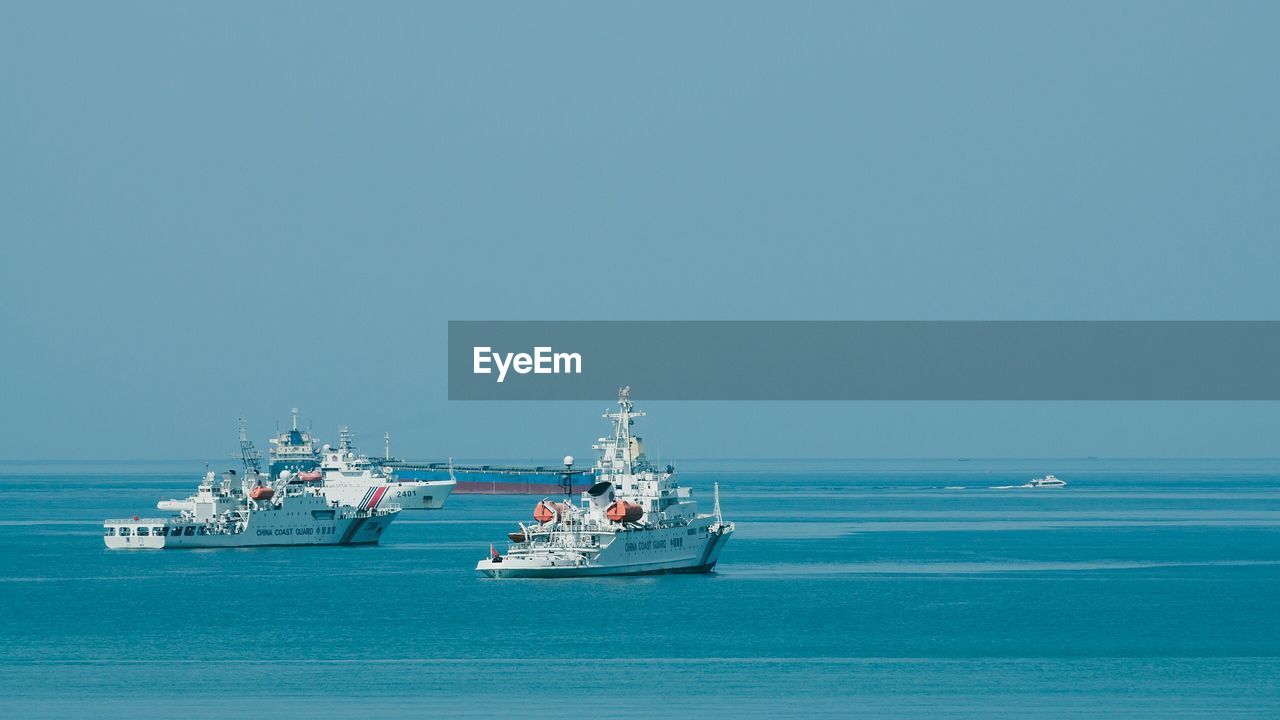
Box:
[713,482,723,525]
[615,386,639,473]
[592,386,648,479]
[561,454,575,497]
[238,418,262,476]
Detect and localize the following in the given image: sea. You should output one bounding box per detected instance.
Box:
[1,458,1277,718]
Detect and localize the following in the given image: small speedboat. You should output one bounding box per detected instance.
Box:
[1026,474,1066,488]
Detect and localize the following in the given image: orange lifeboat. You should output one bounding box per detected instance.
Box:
[250,486,275,501]
[534,501,563,523]
[606,501,644,523]
[297,471,322,483]
[507,531,527,542]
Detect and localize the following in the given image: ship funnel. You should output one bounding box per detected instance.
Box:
[586,481,614,511]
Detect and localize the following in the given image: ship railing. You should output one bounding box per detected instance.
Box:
[520,530,603,551]
[337,504,402,518]
[104,518,169,524]
[505,546,591,561]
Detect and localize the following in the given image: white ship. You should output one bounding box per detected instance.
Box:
[103,468,399,549]
[477,387,734,578]
[990,473,1067,489]
[267,411,455,510]
[309,427,455,511]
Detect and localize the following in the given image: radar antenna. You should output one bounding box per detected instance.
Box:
[561,455,575,497]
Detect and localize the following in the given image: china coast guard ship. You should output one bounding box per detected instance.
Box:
[103,429,399,549]
[311,427,455,511]
[476,387,734,578]
[267,410,455,511]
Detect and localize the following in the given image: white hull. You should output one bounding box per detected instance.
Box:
[321,479,454,511]
[477,518,733,578]
[105,503,397,550]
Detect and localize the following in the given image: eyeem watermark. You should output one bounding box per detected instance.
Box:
[472,346,583,383]
[451,321,1280,399]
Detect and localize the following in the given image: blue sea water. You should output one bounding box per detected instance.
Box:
[1,458,1277,718]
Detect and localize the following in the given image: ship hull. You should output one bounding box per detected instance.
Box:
[477,523,733,578]
[477,559,721,579]
[390,467,590,495]
[104,511,396,549]
[455,480,592,495]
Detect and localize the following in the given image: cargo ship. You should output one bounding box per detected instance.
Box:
[268,408,592,494]
[386,460,591,495]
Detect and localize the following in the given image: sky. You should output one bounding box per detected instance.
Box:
[2,2,1279,461]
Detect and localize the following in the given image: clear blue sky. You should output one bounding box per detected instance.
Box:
[2,2,1278,460]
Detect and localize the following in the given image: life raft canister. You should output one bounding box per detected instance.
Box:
[606,501,644,523]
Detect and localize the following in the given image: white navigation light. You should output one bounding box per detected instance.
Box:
[563,455,574,467]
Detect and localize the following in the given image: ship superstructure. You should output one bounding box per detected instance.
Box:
[476,387,734,578]
[267,408,321,479]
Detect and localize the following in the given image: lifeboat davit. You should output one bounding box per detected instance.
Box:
[296,471,322,483]
[606,501,644,523]
[534,501,563,523]
[250,486,275,501]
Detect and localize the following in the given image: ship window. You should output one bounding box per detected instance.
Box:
[136,527,150,536]
[104,527,116,536]
[184,526,196,536]
[155,527,167,536]
[198,527,209,535]
[119,527,131,536]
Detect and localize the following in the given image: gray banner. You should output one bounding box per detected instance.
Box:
[448,321,1280,400]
